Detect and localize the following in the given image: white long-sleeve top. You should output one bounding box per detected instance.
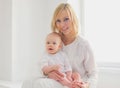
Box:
[61,36,98,88]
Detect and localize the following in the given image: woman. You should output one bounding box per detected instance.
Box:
[47,3,98,88]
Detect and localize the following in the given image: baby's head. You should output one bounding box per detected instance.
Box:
[45,32,62,54]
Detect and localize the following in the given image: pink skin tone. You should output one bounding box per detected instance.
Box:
[45,33,62,54]
[42,61,73,87]
[55,10,75,41]
[43,65,73,88]
[48,71,83,88]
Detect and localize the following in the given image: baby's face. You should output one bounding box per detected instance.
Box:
[46,34,61,54]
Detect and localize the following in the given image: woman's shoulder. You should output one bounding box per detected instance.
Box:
[77,35,89,46]
[76,36,93,52]
[59,50,67,56]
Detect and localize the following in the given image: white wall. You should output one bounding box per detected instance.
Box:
[0,0,12,80]
[97,67,120,88]
[0,0,67,81]
[12,0,48,81]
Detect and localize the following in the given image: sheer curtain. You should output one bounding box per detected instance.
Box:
[68,0,120,65]
[84,0,120,64]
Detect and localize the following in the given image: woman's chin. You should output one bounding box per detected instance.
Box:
[62,31,70,35]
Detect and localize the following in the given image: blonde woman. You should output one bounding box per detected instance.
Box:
[47,3,98,88]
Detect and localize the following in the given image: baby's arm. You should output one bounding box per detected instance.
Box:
[42,65,61,75]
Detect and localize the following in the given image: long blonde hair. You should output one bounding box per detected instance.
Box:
[51,3,79,36]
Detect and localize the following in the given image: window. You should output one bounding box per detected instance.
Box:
[68,0,120,64]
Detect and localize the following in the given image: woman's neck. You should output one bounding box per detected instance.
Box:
[62,33,76,45]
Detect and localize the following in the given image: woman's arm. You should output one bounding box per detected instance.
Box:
[48,71,65,81]
[42,65,61,75]
[66,71,72,81]
[84,41,98,88]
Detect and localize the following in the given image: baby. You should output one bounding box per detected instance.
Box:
[41,32,83,88]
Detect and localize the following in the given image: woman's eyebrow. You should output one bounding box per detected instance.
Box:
[64,16,69,19]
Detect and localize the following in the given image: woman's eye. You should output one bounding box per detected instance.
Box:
[56,19,61,23]
[64,18,69,22]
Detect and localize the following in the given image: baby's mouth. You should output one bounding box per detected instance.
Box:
[49,48,53,50]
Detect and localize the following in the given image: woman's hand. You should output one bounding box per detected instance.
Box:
[42,65,61,75]
[66,71,72,81]
[48,71,65,81]
[66,76,72,81]
[71,72,89,88]
[80,82,89,88]
[52,65,61,71]
[72,72,81,82]
[72,82,89,88]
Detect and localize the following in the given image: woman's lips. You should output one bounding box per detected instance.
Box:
[62,27,69,31]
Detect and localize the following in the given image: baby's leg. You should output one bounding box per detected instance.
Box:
[55,73,72,88]
[58,77,72,88]
[72,72,84,88]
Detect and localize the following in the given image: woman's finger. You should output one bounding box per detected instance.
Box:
[55,71,64,77]
[48,71,63,81]
[48,72,57,79]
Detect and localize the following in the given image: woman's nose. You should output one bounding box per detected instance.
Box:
[59,21,66,27]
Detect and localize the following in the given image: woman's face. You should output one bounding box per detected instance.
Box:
[55,10,73,35]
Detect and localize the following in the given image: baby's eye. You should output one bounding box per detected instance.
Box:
[53,42,56,45]
[47,42,50,44]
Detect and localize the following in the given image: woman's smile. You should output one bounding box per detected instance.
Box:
[62,27,69,32]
